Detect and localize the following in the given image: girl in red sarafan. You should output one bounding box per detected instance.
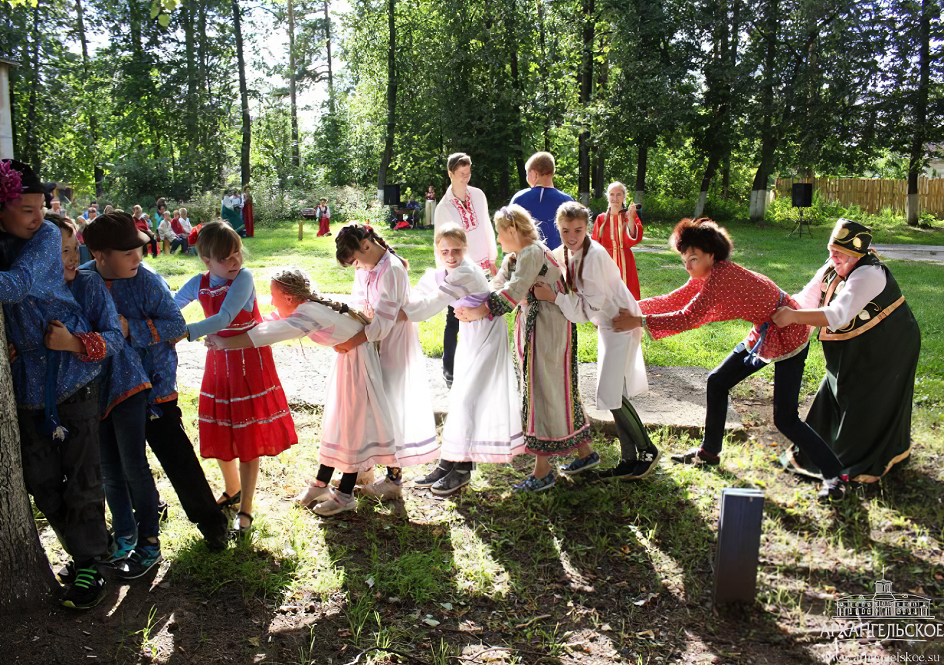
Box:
[591,181,643,300]
[173,221,298,535]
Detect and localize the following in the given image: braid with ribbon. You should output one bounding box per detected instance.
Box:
[270,266,370,325]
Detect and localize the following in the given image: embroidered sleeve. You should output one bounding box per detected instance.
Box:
[74,332,107,361]
[0,224,60,304]
[128,272,189,347]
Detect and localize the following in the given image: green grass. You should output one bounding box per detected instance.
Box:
[155,216,944,405]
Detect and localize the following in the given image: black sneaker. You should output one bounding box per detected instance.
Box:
[57,560,76,585]
[559,451,601,476]
[670,447,720,466]
[594,459,639,481]
[61,567,106,610]
[415,461,455,488]
[818,476,847,502]
[430,469,471,496]
[632,449,661,479]
[115,542,163,580]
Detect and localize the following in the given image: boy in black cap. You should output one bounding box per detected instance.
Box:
[82,212,230,554]
[0,159,111,609]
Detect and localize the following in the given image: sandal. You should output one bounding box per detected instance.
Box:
[217,491,241,520]
[234,511,254,535]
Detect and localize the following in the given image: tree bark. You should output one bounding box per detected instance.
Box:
[377,0,397,201]
[0,309,59,614]
[232,0,251,188]
[288,0,300,170]
[324,0,334,104]
[907,0,930,227]
[749,0,779,223]
[634,143,648,204]
[75,0,104,198]
[182,0,197,165]
[577,0,594,203]
[506,2,527,190]
[694,153,721,218]
[23,0,42,175]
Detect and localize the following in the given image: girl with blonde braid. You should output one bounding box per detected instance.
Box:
[207,267,397,516]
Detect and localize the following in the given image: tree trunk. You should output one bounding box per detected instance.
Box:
[907,0,930,227]
[506,3,527,190]
[592,37,608,199]
[0,309,60,614]
[324,0,334,103]
[538,0,550,152]
[634,143,648,204]
[750,0,779,223]
[577,0,594,203]
[694,154,721,218]
[183,0,197,165]
[232,0,251,188]
[721,154,730,200]
[23,0,42,175]
[288,0,300,170]
[376,0,397,201]
[75,0,104,198]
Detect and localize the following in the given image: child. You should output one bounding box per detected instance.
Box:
[49,215,166,577]
[401,224,524,495]
[174,208,193,254]
[132,205,158,258]
[534,202,660,480]
[158,211,176,253]
[207,267,396,515]
[0,160,110,609]
[591,182,643,300]
[455,204,594,492]
[82,212,230,550]
[174,221,298,532]
[334,224,439,499]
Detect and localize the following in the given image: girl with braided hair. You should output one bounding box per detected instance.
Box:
[534,202,659,481]
[333,224,439,501]
[207,267,398,515]
[456,204,593,492]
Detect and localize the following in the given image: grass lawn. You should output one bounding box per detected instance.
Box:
[16,216,941,664]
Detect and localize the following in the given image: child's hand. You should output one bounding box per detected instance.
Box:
[44,321,84,353]
[533,283,556,302]
[118,315,130,339]
[611,310,643,332]
[397,310,408,323]
[205,334,223,350]
[333,330,368,354]
[488,261,498,277]
[455,304,488,322]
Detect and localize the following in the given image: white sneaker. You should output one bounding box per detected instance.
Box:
[293,482,332,508]
[330,468,375,488]
[314,490,356,516]
[358,478,403,500]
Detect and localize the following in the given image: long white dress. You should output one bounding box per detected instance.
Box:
[352,251,440,467]
[552,240,648,410]
[246,301,398,472]
[403,258,525,462]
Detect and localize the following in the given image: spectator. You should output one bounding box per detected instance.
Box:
[242,185,254,237]
[509,152,573,250]
[171,208,192,254]
[221,190,245,234]
[132,205,159,257]
[316,197,332,237]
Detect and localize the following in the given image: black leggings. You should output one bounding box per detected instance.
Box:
[316,465,358,495]
[611,396,656,462]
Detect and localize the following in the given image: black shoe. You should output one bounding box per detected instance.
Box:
[430,469,471,496]
[594,459,639,481]
[415,461,455,488]
[632,449,661,479]
[61,567,106,610]
[670,447,720,466]
[443,371,453,389]
[818,476,847,502]
[57,560,76,585]
[115,542,163,580]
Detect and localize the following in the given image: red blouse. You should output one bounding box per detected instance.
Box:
[591,208,643,300]
[639,260,810,362]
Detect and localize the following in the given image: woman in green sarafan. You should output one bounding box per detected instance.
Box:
[772,218,921,482]
[220,189,245,234]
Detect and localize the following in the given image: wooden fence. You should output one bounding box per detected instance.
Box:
[774,177,944,217]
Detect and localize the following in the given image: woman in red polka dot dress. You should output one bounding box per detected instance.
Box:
[612,218,847,501]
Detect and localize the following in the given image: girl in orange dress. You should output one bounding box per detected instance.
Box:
[591,181,643,300]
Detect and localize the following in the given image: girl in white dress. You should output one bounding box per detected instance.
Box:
[534,202,661,480]
[334,224,440,500]
[400,224,524,495]
[206,267,397,515]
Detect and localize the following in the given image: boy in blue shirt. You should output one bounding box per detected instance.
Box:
[509,152,573,250]
[0,160,110,610]
[82,212,229,552]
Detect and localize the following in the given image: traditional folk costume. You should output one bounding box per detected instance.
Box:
[487,243,590,456]
[247,300,398,472]
[84,260,229,544]
[404,257,525,462]
[352,251,439,466]
[70,269,160,550]
[782,220,921,482]
[175,270,297,462]
[591,208,643,300]
[639,260,844,479]
[221,195,244,234]
[1,219,109,569]
[316,204,331,237]
[242,193,255,237]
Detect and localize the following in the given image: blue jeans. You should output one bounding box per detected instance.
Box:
[702,344,843,479]
[100,391,160,540]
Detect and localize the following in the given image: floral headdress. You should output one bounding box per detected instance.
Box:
[0,161,24,206]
